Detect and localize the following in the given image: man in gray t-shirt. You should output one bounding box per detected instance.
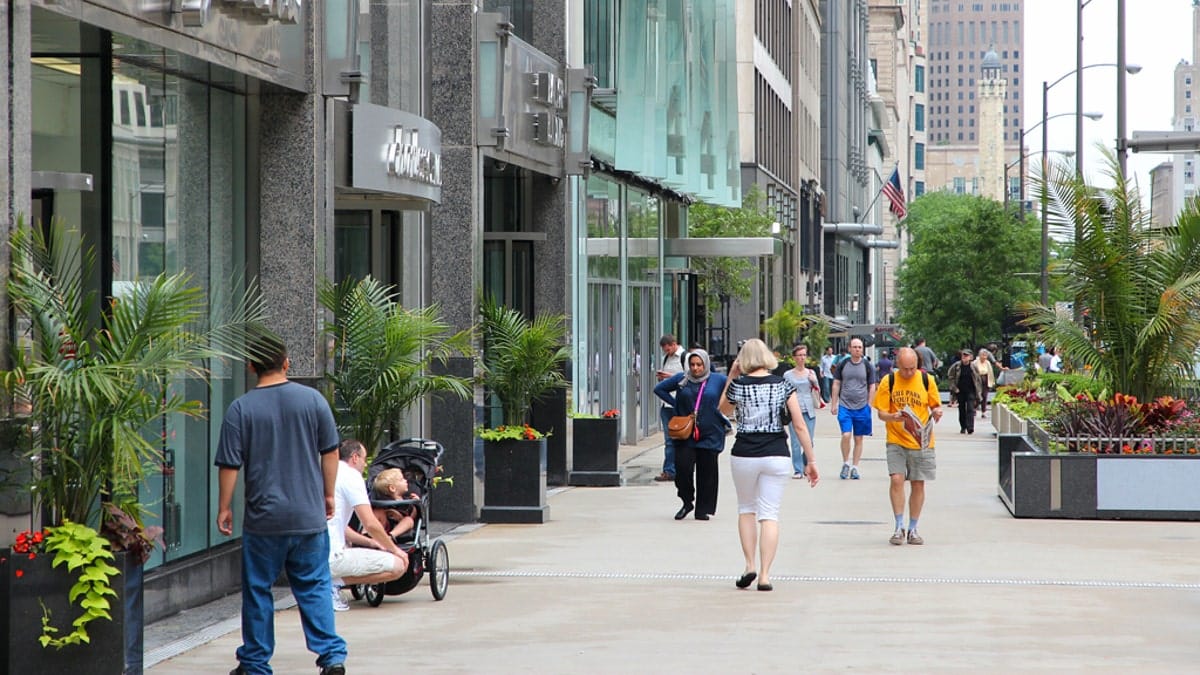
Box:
[914,338,940,374]
[830,338,877,480]
[215,330,346,674]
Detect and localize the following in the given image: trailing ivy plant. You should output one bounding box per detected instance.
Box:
[39,520,121,648]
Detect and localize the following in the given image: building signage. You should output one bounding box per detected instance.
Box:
[341,102,442,204]
[384,126,442,187]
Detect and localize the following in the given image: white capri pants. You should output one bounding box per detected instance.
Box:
[729,455,793,521]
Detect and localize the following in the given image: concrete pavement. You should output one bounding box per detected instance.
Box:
[148,413,1200,673]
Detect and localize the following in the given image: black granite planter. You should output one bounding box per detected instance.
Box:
[568,417,622,487]
[1,547,127,674]
[998,434,1200,520]
[480,438,549,523]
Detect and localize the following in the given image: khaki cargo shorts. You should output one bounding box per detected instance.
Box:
[885,443,936,480]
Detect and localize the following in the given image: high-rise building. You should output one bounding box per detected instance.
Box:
[924,1,1024,198]
[1157,4,1200,226]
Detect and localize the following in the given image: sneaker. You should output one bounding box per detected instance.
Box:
[907,530,925,545]
[793,472,803,479]
[331,586,349,612]
[889,528,906,545]
[839,465,851,480]
[320,665,346,675]
[850,466,861,480]
[654,472,675,482]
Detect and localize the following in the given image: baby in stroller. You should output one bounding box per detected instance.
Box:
[372,468,423,540]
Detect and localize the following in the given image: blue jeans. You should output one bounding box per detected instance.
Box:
[788,413,817,474]
[659,405,676,476]
[237,531,347,674]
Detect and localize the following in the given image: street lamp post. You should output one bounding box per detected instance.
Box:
[1117,0,1128,177]
[1017,111,1097,208]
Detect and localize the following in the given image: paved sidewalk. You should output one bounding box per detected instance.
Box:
[149,413,1200,673]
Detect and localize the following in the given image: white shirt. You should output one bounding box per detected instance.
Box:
[327,460,370,558]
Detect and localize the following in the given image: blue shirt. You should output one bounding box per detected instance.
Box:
[215,381,340,536]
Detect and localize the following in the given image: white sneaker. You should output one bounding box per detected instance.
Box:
[331,586,349,612]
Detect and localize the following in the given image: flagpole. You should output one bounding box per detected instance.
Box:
[862,167,891,221]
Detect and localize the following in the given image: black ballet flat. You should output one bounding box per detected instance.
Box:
[756,583,773,592]
[735,571,757,589]
[674,504,694,520]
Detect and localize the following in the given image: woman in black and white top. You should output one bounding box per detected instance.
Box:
[720,339,819,591]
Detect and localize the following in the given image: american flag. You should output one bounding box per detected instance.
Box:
[883,167,906,220]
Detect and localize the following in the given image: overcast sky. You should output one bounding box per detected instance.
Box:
[1023,0,1195,192]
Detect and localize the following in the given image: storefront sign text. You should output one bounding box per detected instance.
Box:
[384,126,442,187]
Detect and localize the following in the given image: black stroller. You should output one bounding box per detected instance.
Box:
[349,438,450,604]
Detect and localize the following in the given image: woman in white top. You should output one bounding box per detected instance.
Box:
[973,349,998,417]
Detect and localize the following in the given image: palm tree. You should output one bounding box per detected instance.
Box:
[1022,150,1200,400]
[478,296,569,428]
[319,276,473,452]
[1,218,268,527]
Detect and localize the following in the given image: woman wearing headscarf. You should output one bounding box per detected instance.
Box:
[654,348,728,521]
[720,339,819,591]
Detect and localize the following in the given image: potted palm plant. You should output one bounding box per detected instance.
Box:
[319,276,473,454]
[477,296,569,523]
[0,219,267,673]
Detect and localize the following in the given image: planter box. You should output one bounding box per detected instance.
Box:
[991,403,1027,436]
[568,418,622,487]
[998,434,1200,520]
[1,548,128,674]
[480,438,549,523]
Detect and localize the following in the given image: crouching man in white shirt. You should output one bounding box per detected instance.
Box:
[328,439,408,610]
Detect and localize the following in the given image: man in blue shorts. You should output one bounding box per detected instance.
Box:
[829,337,877,479]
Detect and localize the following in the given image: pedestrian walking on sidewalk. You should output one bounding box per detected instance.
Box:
[819,346,835,403]
[783,344,823,478]
[214,329,347,675]
[829,337,877,480]
[720,339,819,592]
[946,350,982,434]
[974,348,999,417]
[654,349,727,520]
[654,334,686,482]
[873,347,943,547]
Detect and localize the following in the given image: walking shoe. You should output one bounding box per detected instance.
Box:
[889,528,906,545]
[850,466,861,480]
[319,665,346,675]
[839,465,851,480]
[793,472,804,479]
[907,530,925,545]
[331,586,349,612]
[654,472,675,482]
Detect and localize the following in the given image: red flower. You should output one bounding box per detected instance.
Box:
[14,569,23,579]
[601,409,621,419]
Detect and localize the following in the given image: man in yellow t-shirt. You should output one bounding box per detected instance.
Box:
[873,347,943,547]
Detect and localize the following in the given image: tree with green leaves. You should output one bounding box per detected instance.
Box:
[319,276,473,453]
[1021,151,1200,401]
[894,191,1041,357]
[687,186,773,321]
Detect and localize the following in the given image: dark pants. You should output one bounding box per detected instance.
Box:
[675,442,719,516]
[978,384,990,413]
[956,392,977,433]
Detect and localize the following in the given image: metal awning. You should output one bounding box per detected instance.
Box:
[585,237,780,258]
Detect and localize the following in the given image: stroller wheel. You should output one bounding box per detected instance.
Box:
[365,583,385,607]
[429,538,449,600]
[348,585,363,601]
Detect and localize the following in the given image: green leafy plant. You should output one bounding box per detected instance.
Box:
[687,186,774,322]
[2,219,266,523]
[1021,150,1200,401]
[478,296,569,429]
[320,276,473,453]
[0,217,266,646]
[476,424,546,442]
[37,520,121,648]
